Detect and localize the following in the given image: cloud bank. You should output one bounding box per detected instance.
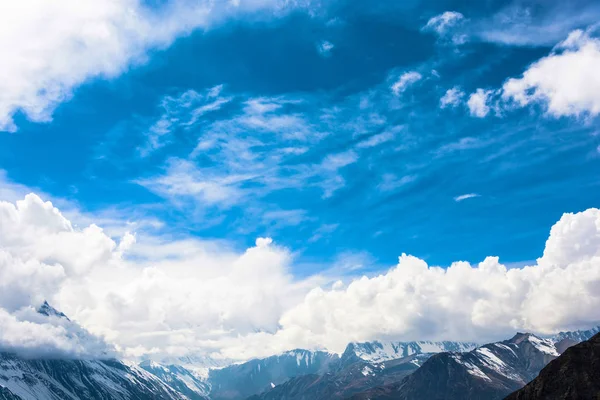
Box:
[1,193,600,360]
[271,208,600,352]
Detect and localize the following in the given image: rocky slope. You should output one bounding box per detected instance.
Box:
[243,340,475,400]
[247,353,430,400]
[140,361,210,399]
[0,354,187,400]
[207,349,339,400]
[505,332,600,400]
[339,340,477,367]
[351,333,560,400]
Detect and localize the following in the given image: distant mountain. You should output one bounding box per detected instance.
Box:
[550,326,600,354]
[36,301,70,320]
[140,360,210,400]
[351,333,560,400]
[550,326,600,343]
[505,332,600,400]
[8,303,595,400]
[244,340,475,400]
[207,349,339,400]
[247,353,430,400]
[340,340,478,366]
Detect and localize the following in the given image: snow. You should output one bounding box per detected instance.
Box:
[476,347,507,371]
[494,343,517,357]
[270,382,276,388]
[284,350,312,368]
[451,355,491,382]
[418,342,445,353]
[361,366,373,376]
[351,340,478,364]
[0,354,186,400]
[527,335,559,356]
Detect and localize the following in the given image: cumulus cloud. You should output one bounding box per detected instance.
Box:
[269,208,600,352]
[0,0,311,132]
[0,193,320,361]
[502,29,600,118]
[2,193,600,361]
[440,87,465,109]
[391,71,422,96]
[467,88,492,117]
[0,306,113,359]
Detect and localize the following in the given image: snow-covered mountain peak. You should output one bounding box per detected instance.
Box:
[343,340,478,364]
[507,333,559,356]
[36,301,69,320]
[551,326,600,343]
[526,335,559,356]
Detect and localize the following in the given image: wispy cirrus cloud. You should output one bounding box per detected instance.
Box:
[134,89,362,219]
[139,85,232,157]
[390,71,422,96]
[474,1,600,47]
[454,193,480,202]
[422,11,468,45]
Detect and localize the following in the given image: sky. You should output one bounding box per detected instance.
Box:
[1,0,600,362]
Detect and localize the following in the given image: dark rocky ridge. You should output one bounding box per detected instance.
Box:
[504,332,600,400]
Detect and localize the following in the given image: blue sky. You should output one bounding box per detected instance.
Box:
[1,0,600,276]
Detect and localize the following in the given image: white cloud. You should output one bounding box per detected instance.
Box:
[0,306,113,359]
[476,3,600,47]
[502,30,600,118]
[440,87,465,109]
[139,86,232,156]
[435,137,483,155]
[135,89,361,208]
[136,158,252,207]
[270,208,600,351]
[308,223,339,243]
[422,11,467,45]
[317,40,334,56]
[391,71,422,96]
[0,193,321,361]
[454,193,480,202]
[356,131,395,148]
[377,174,416,192]
[2,193,600,361]
[423,11,465,34]
[467,88,492,117]
[0,0,310,132]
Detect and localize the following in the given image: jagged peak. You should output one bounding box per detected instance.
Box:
[37,301,70,321]
[506,332,558,356]
[507,332,533,344]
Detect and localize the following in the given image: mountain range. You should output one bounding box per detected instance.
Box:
[0,303,598,400]
[506,331,600,399]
